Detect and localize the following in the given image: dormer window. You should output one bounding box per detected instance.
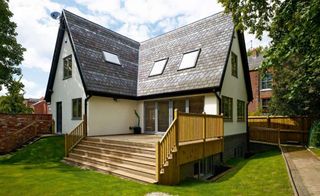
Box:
[63,55,72,79]
[178,49,201,70]
[103,51,120,65]
[149,58,168,76]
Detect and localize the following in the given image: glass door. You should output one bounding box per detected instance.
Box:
[158,101,169,132]
[144,102,155,132]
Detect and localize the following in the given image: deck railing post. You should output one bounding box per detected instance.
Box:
[174,109,179,149]
[156,141,160,182]
[65,134,68,157]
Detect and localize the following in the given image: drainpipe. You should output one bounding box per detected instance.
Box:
[214,91,222,115]
[214,90,224,163]
[84,95,92,136]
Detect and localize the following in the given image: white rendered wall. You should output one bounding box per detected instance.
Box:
[221,32,248,136]
[51,31,86,134]
[204,94,218,115]
[87,96,139,136]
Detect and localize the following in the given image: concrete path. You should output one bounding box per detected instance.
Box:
[281,145,320,196]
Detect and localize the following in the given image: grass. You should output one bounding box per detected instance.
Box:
[310,147,320,157]
[0,136,293,196]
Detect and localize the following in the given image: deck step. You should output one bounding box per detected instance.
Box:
[81,140,155,155]
[64,157,157,184]
[77,144,155,162]
[85,137,155,148]
[68,153,155,179]
[72,148,156,170]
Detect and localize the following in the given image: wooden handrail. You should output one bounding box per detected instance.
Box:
[65,120,86,156]
[156,109,224,183]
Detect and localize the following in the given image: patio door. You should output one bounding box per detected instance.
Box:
[56,102,62,134]
[145,102,155,132]
[158,101,169,132]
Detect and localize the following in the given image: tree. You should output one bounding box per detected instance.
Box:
[0,0,25,90]
[219,0,320,117]
[0,77,33,114]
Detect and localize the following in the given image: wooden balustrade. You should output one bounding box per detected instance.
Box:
[156,109,224,184]
[65,120,86,156]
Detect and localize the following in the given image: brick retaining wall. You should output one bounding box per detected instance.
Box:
[0,113,53,154]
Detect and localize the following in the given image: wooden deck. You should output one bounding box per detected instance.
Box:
[90,134,162,145]
[64,110,224,185]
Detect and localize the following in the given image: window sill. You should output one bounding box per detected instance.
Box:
[63,76,72,80]
[260,88,272,92]
[72,117,82,120]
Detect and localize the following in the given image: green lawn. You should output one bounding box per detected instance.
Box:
[310,147,320,157]
[0,136,293,196]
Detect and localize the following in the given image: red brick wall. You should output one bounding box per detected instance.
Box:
[248,70,260,113]
[0,114,53,154]
[33,101,49,114]
[248,70,273,114]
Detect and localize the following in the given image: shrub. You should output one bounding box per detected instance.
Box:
[309,120,320,148]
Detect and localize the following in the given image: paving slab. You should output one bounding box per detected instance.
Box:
[282,145,320,196]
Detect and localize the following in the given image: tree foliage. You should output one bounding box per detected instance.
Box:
[0,0,25,90]
[219,0,320,117]
[0,78,33,114]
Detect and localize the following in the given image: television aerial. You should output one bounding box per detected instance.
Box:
[50,11,61,20]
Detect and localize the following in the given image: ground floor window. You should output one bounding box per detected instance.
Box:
[261,98,271,114]
[237,100,245,121]
[222,96,233,121]
[72,98,82,120]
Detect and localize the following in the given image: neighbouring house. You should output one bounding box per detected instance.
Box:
[45,10,252,184]
[24,97,50,114]
[248,52,272,115]
[33,97,50,114]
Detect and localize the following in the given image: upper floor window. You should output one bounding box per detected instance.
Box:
[149,58,168,76]
[261,73,272,90]
[103,51,121,65]
[63,55,72,79]
[231,52,238,77]
[237,100,245,121]
[222,96,233,121]
[178,49,200,70]
[72,98,82,120]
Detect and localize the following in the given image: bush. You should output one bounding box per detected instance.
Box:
[309,120,320,148]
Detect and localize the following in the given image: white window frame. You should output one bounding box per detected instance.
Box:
[102,51,121,65]
[178,49,201,70]
[149,58,168,76]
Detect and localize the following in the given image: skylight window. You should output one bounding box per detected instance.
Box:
[178,49,201,70]
[149,58,168,76]
[103,51,121,65]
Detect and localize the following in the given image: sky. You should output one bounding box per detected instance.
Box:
[4,0,271,98]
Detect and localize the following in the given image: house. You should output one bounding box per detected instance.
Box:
[32,97,50,114]
[248,52,272,115]
[45,10,252,184]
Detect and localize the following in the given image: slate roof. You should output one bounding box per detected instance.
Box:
[138,12,233,96]
[248,55,264,71]
[45,10,252,102]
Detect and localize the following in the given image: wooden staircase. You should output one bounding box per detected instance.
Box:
[64,137,157,183]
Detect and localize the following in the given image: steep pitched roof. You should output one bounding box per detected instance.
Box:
[45,10,252,102]
[138,12,233,96]
[45,10,139,102]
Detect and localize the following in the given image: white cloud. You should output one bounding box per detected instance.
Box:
[74,0,121,13]
[245,31,272,49]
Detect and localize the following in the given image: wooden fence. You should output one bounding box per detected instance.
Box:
[248,116,312,145]
[65,116,87,156]
[156,110,224,184]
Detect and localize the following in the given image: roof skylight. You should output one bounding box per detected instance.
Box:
[178,49,201,70]
[103,51,121,65]
[149,58,168,76]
